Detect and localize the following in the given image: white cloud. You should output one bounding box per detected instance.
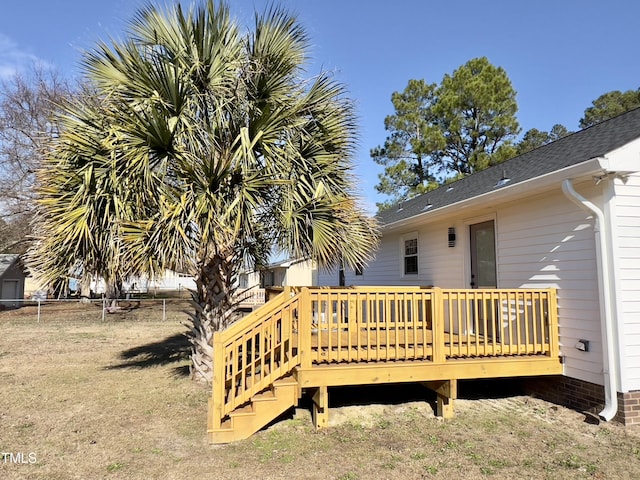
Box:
[0,33,51,80]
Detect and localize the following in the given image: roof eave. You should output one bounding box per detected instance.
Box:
[381,157,608,232]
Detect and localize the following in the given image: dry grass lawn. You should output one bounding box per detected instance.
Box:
[1,304,640,479]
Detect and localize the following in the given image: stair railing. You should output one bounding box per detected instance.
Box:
[212,287,301,422]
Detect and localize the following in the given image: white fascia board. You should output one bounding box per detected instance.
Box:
[266,257,308,269]
[598,138,640,175]
[382,158,606,233]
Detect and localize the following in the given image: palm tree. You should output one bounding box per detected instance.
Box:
[31,92,142,306]
[31,1,378,383]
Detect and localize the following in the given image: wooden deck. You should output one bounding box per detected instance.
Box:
[301,328,545,361]
[208,286,562,443]
[235,286,266,311]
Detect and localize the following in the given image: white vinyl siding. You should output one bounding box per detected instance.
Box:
[497,183,602,385]
[613,173,640,391]
[317,220,464,287]
[279,260,316,286]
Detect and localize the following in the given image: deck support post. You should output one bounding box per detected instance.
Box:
[299,288,312,369]
[209,332,225,432]
[422,379,457,419]
[310,386,329,430]
[431,288,446,363]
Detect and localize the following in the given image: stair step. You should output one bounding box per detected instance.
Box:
[230,404,255,417]
[210,375,301,444]
[252,390,277,402]
[273,375,298,387]
[209,420,237,444]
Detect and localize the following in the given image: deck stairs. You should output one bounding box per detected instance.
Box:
[208,375,301,443]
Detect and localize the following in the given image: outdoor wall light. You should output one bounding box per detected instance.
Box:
[575,339,590,352]
[448,227,456,247]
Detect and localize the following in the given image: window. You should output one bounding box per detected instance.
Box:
[355,264,364,276]
[260,270,274,287]
[403,236,418,275]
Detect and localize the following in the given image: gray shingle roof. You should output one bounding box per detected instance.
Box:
[0,254,21,277]
[376,107,640,226]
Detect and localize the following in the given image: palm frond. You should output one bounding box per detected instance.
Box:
[32,0,379,319]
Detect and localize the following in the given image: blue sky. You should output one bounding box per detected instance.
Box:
[2,0,639,212]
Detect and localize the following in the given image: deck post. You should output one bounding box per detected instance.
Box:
[422,379,457,419]
[310,385,329,430]
[547,288,560,359]
[431,288,446,364]
[299,288,312,369]
[209,331,225,431]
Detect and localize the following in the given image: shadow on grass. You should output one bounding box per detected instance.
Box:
[106,333,191,377]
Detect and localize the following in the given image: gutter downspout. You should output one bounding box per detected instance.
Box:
[561,179,618,421]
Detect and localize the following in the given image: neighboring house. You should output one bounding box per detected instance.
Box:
[24,275,48,299]
[239,258,317,290]
[238,258,318,308]
[259,258,318,288]
[0,254,26,309]
[318,107,640,425]
[90,269,196,296]
[145,269,196,293]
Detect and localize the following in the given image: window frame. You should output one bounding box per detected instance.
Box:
[401,233,419,276]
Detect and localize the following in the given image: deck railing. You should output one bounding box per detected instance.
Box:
[211,286,559,420]
[235,286,266,308]
[299,286,435,365]
[212,287,301,421]
[439,289,558,358]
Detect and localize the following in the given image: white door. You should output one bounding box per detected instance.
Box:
[469,221,499,339]
[469,220,497,288]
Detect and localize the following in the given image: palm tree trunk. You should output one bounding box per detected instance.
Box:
[79,275,92,303]
[189,251,240,384]
[104,279,122,309]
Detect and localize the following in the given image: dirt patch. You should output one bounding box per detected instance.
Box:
[1,310,639,479]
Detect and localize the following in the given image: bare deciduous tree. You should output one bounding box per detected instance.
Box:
[0,66,74,253]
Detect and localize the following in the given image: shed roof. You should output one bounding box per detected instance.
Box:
[0,254,22,277]
[376,107,640,227]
